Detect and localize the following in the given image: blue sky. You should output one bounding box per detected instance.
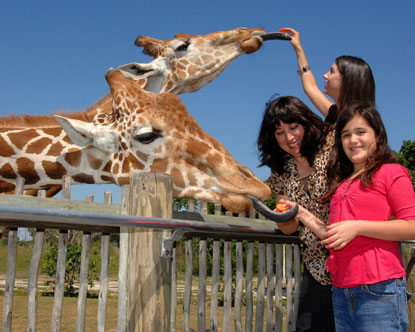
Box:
[1,1,414,203]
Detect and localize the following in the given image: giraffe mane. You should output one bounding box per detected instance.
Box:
[0,94,113,129]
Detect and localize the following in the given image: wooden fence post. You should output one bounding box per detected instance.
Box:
[121,173,173,332]
[402,244,415,331]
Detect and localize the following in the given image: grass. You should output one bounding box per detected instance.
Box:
[0,242,285,331]
[0,295,119,332]
[0,294,279,332]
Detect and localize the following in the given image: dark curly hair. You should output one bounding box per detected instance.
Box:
[257,95,325,175]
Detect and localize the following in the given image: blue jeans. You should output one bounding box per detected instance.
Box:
[332,277,410,332]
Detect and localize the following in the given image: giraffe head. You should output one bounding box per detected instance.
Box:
[55,68,271,213]
[117,27,266,95]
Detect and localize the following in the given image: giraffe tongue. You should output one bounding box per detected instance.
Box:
[260,32,292,41]
[247,195,298,223]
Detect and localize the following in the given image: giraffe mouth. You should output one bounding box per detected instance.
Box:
[260,32,292,41]
[247,195,298,223]
[116,62,155,79]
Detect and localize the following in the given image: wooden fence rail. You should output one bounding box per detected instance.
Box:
[0,173,414,332]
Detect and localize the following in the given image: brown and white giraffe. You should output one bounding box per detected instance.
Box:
[78,27,269,119]
[0,69,271,214]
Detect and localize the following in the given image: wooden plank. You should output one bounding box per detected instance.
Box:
[266,243,275,332]
[285,245,293,332]
[245,242,254,332]
[0,194,121,215]
[76,195,93,332]
[125,173,173,332]
[76,231,91,332]
[274,244,283,331]
[97,232,110,332]
[197,239,207,331]
[170,246,177,332]
[234,241,243,332]
[1,227,18,332]
[62,176,71,200]
[183,239,193,332]
[97,191,112,332]
[255,243,266,332]
[51,230,68,332]
[402,243,415,332]
[117,184,130,332]
[293,245,301,330]
[209,240,220,332]
[223,241,232,332]
[27,228,45,332]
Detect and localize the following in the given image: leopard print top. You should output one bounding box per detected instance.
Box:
[267,129,336,285]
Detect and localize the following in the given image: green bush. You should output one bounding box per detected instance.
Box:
[41,242,98,296]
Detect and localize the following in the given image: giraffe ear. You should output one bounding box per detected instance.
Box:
[54,115,94,146]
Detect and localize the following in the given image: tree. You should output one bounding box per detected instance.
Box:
[396,140,415,188]
[396,140,415,331]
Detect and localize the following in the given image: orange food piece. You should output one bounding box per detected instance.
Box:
[278,28,291,33]
[276,202,289,212]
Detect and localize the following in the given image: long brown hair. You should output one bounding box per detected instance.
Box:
[325,103,396,198]
[335,56,376,114]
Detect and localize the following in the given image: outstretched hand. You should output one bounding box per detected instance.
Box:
[278,28,302,51]
[321,220,361,250]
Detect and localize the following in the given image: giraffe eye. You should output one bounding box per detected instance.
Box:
[175,41,190,52]
[134,131,162,144]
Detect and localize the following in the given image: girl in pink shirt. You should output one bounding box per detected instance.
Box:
[283,103,415,331]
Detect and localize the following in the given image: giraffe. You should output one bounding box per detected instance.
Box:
[78,27,269,119]
[0,68,281,218]
[1,27,288,198]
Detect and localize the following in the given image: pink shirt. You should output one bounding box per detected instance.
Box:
[326,164,415,288]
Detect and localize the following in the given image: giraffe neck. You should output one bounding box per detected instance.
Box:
[0,115,115,192]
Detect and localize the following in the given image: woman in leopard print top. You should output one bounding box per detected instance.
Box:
[257,95,335,332]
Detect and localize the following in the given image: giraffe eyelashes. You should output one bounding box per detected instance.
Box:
[133,131,162,144]
[174,41,190,52]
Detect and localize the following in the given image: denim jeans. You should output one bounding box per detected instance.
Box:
[332,277,410,332]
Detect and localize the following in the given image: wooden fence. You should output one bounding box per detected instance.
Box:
[0,173,414,332]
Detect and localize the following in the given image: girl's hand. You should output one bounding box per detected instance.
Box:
[321,220,361,250]
[278,27,302,52]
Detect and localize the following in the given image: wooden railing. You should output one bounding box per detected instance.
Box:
[0,173,414,332]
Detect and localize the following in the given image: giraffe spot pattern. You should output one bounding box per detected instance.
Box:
[64,150,82,167]
[46,142,64,157]
[16,157,40,185]
[8,129,38,150]
[0,136,15,157]
[26,137,53,154]
[42,161,67,179]
[72,173,95,184]
[0,163,16,179]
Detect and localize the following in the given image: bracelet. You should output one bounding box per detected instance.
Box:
[297,65,311,76]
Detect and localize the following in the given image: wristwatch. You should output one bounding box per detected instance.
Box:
[297,65,311,76]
